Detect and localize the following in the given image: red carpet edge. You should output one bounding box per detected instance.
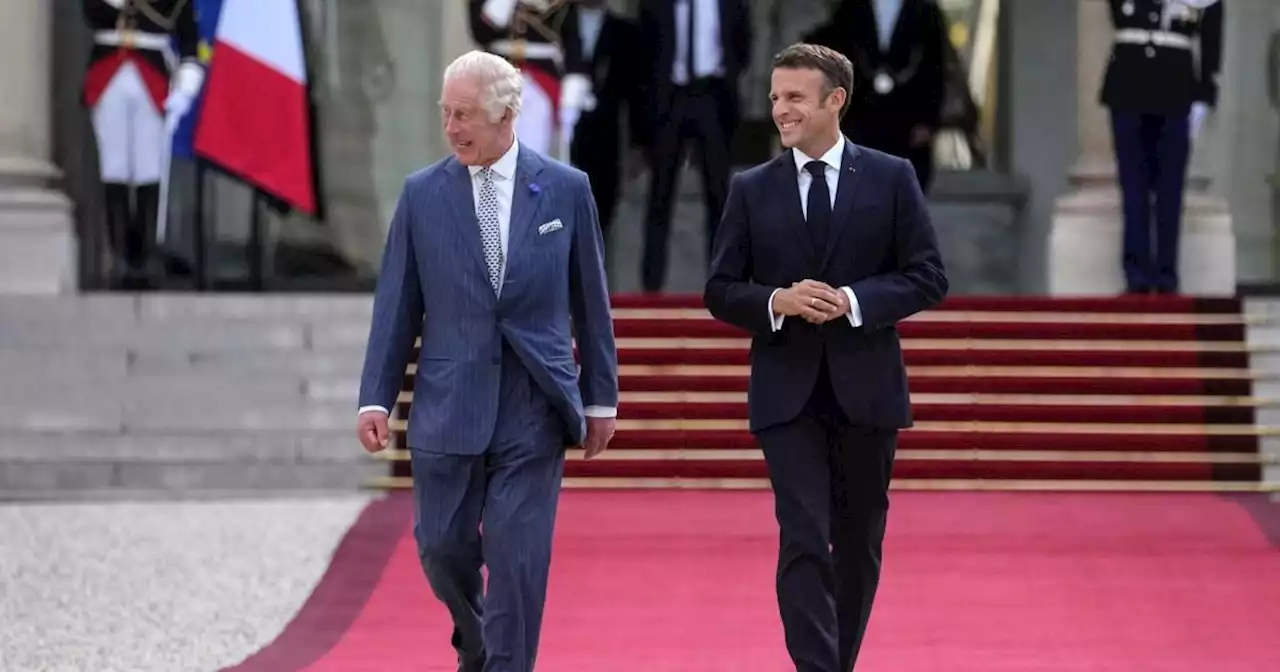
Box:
[221,493,414,672]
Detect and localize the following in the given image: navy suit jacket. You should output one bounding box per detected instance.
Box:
[704,139,948,432]
[358,143,619,454]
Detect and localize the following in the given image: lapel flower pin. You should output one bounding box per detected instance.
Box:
[528,182,541,195]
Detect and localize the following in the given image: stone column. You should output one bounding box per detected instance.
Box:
[1047,0,1234,296]
[0,1,76,294]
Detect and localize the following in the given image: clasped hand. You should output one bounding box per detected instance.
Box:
[775,279,849,324]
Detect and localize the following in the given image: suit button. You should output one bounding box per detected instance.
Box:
[1145,46,1156,58]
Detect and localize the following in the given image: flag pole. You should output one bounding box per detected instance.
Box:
[193,157,208,291]
[249,188,264,291]
[155,125,174,246]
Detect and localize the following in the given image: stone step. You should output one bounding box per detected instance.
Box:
[0,370,362,409]
[0,399,360,432]
[0,430,362,461]
[0,430,375,499]
[0,349,365,380]
[0,320,312,351]
[0,293,374,325]
[133,293,373,323]
[0,348,131,378]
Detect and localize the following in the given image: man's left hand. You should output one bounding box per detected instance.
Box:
[792,279,849,323]
[582,417,616,459]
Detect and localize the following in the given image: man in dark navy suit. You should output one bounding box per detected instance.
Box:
[704,43,947,671]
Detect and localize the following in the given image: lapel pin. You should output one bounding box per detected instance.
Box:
[528,183,541,194]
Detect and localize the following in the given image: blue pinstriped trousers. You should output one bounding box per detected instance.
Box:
[409,339,568,672]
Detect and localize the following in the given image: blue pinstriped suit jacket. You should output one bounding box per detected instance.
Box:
[357,144,619,455]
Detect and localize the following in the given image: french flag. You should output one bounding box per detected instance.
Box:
[194,0,316,215]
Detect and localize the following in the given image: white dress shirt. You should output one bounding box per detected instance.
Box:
[359,137,616,420]
[767,135,864,331]
[577,6,605,61]
[873,0,904,50]
[673,0,724,84]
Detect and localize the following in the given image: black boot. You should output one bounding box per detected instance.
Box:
[103,182,132,290]
[128,182,161,290]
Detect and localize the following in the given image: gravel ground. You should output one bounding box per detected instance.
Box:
[0,494,373,672]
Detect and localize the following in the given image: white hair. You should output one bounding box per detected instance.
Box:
[443,50,523,123]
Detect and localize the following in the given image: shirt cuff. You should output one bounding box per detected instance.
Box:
[585,406,617,418]
[358,405,389,417]
[841,286,864,328]
[768,288,785,331]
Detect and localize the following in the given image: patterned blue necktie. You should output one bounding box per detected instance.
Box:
[476,167,504,292]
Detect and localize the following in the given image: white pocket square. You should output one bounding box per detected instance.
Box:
[538,219,564,235]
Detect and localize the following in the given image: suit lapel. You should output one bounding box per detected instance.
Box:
[507,144,546,261]
[442,159,492,283]
[775,151,817,266]
[820,139,865,271]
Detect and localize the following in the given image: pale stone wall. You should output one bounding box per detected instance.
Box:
[0,1,76,294]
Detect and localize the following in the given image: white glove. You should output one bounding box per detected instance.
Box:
[1189,101,1210,140]
[165,62,205,133]
[481,0,520,27]
[558,74,595,147]
[101,0,125,8]
[559,73,596,116]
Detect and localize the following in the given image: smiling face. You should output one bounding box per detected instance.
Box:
[440,73,514,167]
[770,66,845,157]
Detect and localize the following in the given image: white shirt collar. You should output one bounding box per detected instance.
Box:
[468,135,520,180]
[792,134,845,175]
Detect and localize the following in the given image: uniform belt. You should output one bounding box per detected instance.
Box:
[1113,28,1193,50]
[486,39,563,65]
[94,29,172,51]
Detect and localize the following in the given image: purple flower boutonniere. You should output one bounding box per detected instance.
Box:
[528,183,541,195]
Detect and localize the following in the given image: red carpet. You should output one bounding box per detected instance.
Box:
[384,294,1265,490]
[225,490,1280,671]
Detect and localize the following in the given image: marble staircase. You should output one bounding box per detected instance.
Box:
[0,294,377,500]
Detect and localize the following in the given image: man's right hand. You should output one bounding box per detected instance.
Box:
[774,280,843,323]
[357,410,391,453]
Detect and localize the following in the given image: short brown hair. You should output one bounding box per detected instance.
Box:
[772,43,854,119]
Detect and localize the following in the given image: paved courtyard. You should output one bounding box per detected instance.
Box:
[0,494,371,672]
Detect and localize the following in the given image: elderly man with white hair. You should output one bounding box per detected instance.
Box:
[354,50,619,671]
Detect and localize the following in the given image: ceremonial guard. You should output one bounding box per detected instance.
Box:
[468,0,592,159]
[804,0,948,190]
[1100,0,1223,295]
[563,0,644,244]
[81,0,202,290]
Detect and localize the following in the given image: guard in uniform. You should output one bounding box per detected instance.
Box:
[1100,0,1223,294]
[469,0,592,160]
[82,0,203,290]
[804,0,949,190]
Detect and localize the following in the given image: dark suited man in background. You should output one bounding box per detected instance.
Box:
[704,43,947,671]
[804,0,948,191]
[636,0,752,292]
[562,0,645,246]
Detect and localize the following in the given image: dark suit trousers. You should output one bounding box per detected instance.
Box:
[641,78,733,292]
[1110,109,1191,293]
[755,361,897,672]
[409,339,567,672]
[569,115,622,241]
